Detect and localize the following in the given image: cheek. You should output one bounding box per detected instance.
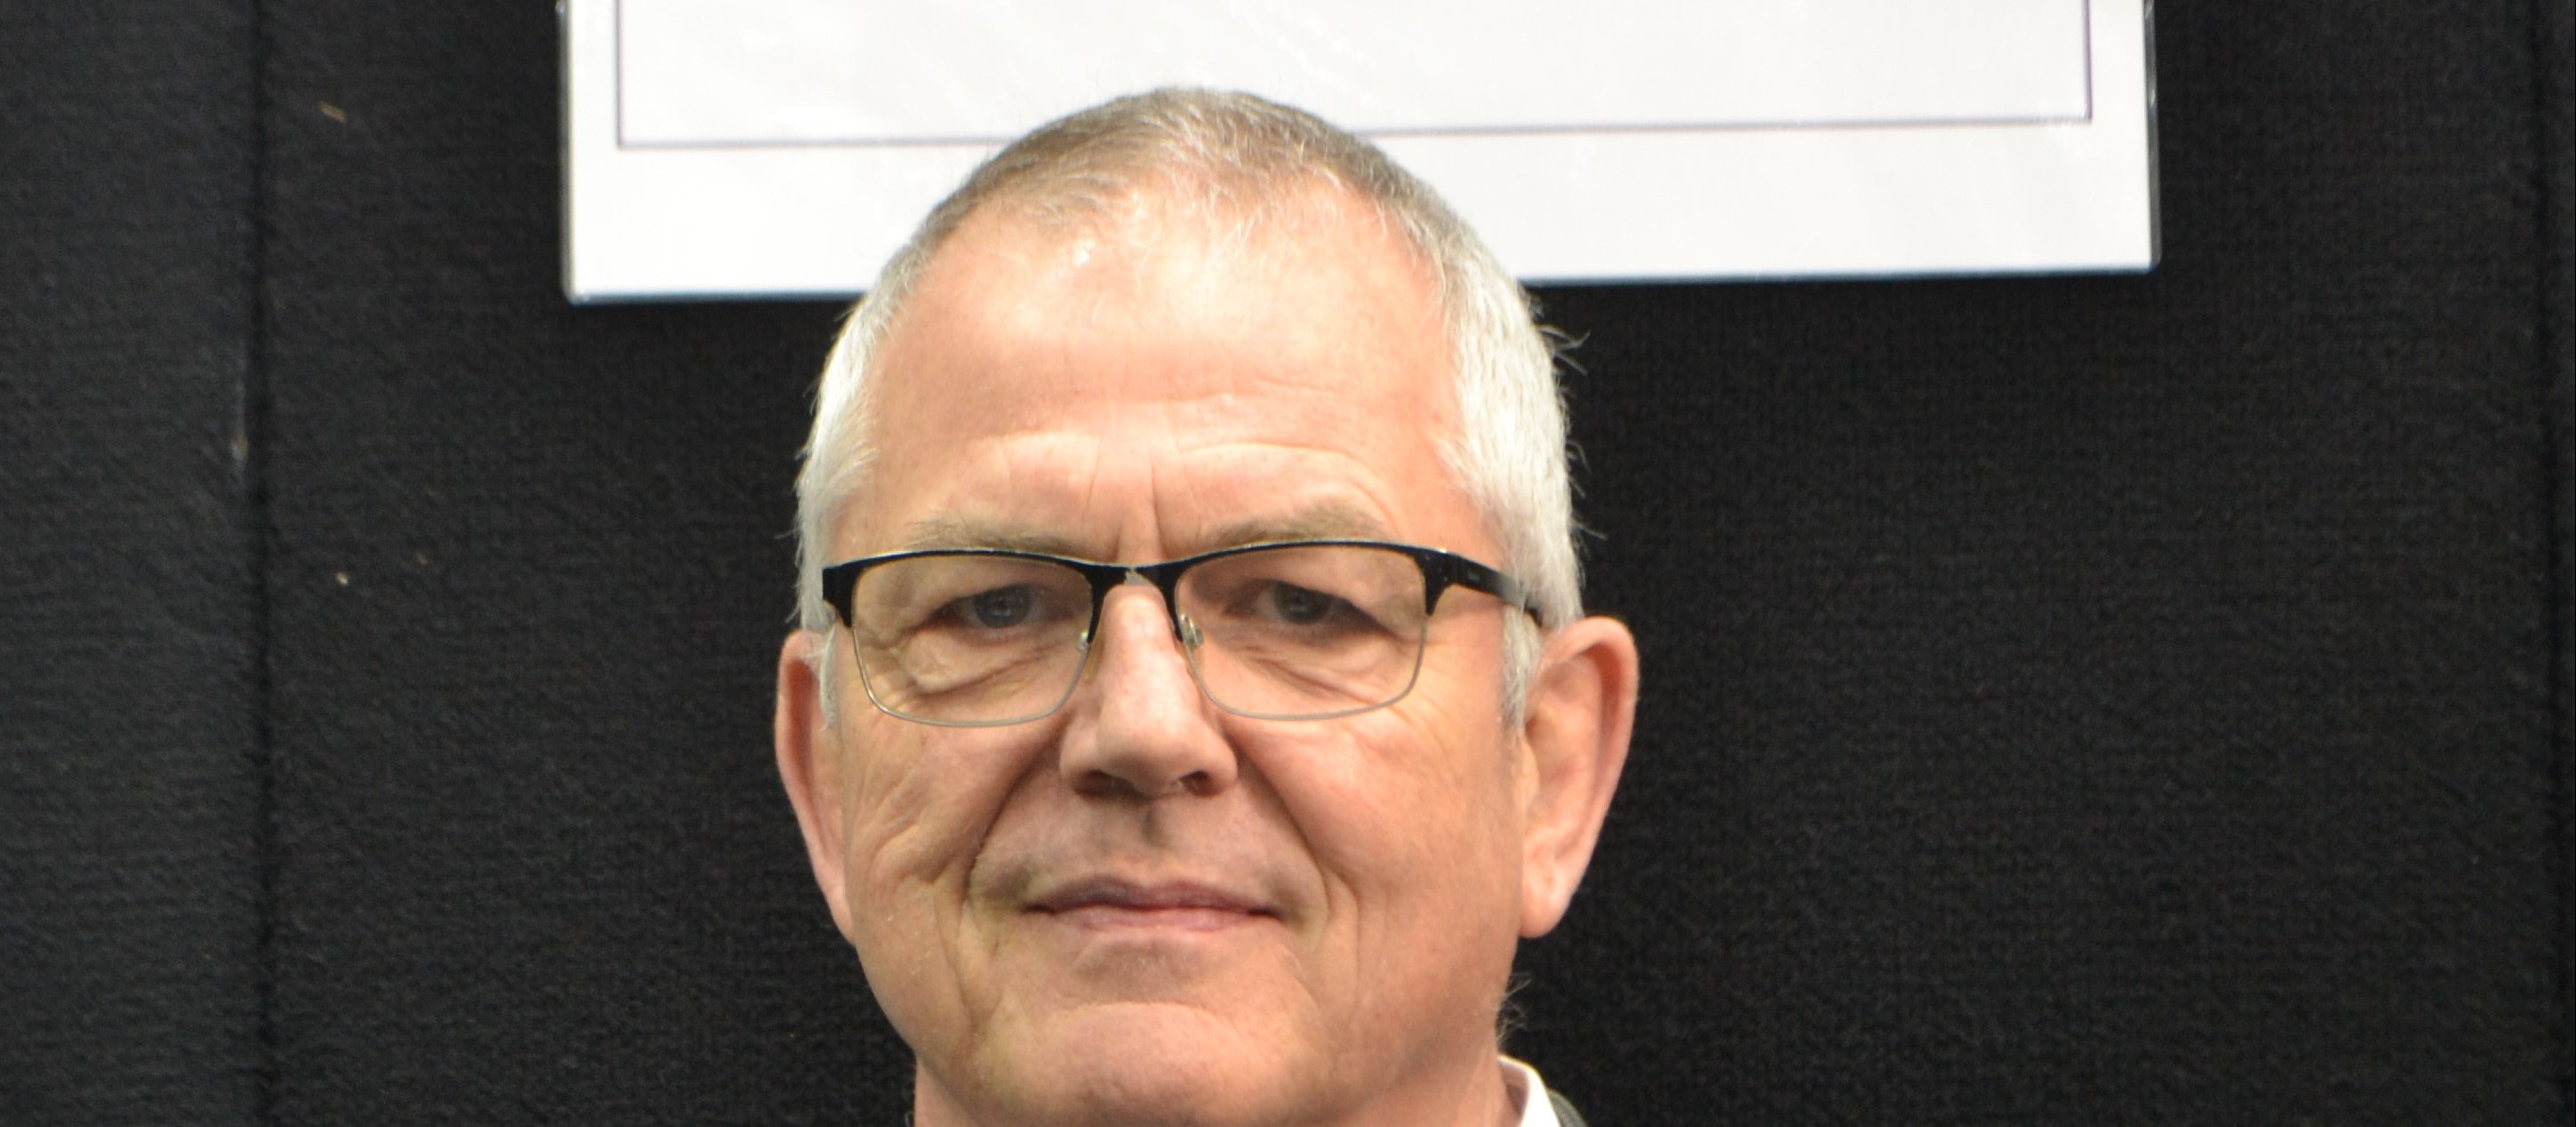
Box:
[833,722,1050,1042]
[1253,686,1523,915]
[1249,704,1527,1046]
[837,720,1039,901]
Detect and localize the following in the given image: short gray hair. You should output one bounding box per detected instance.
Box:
[795,89,1582,712]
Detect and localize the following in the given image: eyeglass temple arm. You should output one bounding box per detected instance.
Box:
[819,562,861,626]
[1419,550,1543,624]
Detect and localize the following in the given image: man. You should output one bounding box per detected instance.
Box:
[773,89,1639,1127]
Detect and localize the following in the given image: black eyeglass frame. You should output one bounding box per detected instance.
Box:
[817,539,1542,726]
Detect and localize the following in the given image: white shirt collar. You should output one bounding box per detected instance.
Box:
[1499,1056,1563,1127]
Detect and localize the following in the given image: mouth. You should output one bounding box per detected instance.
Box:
[1028,877,1279,931]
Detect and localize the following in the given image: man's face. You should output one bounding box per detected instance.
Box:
[792,192,1540,1125]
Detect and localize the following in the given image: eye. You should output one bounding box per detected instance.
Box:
[1265,584,1339,625]
[964,586,1035,628]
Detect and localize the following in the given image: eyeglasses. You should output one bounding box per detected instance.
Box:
[819,540,1538,726]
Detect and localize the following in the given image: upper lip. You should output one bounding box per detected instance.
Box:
[1029,876,1272,916]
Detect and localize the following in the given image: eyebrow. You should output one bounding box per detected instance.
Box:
[1200,503,1393,550]
[893,516,1089,556]
[892,503,1395,560]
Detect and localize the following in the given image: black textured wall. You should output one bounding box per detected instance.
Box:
[2,4,264,1124]
[4,4,2570,1123]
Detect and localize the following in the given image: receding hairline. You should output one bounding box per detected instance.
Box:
[875,166,1440,354]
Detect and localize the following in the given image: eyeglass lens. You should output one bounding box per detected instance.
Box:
[845,544,1434,724]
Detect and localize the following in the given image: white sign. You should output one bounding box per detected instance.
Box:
[563,0,2156,301]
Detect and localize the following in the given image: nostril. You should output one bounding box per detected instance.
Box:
[1069,763,1216,801]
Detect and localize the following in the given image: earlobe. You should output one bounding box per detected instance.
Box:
[1515,615,1640,938]
[776,631,857,942]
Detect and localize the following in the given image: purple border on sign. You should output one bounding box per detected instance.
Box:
[612,0,2101,151]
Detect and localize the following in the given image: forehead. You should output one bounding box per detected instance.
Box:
[848,188,1477,558]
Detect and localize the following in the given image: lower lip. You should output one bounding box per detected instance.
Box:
[1041,905,1268,932]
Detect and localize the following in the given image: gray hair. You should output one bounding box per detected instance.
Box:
[794,89,1582,715]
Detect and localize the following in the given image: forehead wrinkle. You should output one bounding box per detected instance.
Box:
[894,501,1398,565]
[1142,436,1429,557]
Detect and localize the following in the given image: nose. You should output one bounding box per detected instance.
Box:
[1056,582,1239,799]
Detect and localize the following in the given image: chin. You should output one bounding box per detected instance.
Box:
[969,1002,1312,1127]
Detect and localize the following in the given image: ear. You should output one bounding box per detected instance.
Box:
[776,630,858,943]
[1516,615,1640,938]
